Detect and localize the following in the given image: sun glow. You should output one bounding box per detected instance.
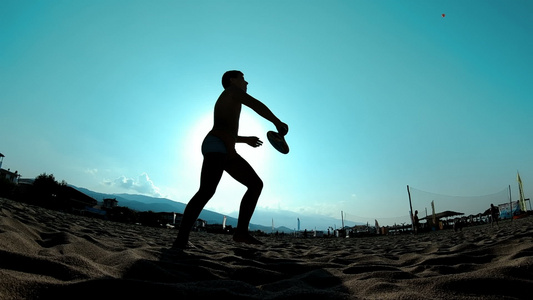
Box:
[235,110,270,170]
[181,110,273,213]
[185,110,271,176]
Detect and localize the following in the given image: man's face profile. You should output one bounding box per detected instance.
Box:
[231,74,248,92]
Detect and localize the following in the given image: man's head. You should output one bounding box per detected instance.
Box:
[222,70,248,91]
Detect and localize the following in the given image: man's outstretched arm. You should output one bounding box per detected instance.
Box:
[233,88,288,135]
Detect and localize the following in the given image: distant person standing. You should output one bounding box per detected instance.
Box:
[413,210,420,234]
[490,203,499,227]
[173,70,288,249]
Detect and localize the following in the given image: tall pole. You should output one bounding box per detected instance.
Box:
[407,185,414,231]
[508,185,513,221]
[517,171,526,212]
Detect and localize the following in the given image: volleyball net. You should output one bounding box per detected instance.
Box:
[407,185,510,219]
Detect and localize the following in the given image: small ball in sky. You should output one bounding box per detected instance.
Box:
[442,13,446,17]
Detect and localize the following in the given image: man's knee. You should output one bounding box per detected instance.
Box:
[252,177,263,192]
[243,175,263,192]
[196,186,217,200]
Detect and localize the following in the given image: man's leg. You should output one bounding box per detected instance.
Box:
[225,154,264,244]
[173,153,225,248]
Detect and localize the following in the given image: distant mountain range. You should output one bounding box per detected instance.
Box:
[73,186,361,233]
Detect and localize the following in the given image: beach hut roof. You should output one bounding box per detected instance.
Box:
[421,210,464,220]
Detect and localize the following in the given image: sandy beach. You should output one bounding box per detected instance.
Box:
[1,197,532,299]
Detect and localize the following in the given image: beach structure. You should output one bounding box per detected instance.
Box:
[62,186,98,210]
[0,153,20,184]
[419,210,464,230]
[156,212,178,228]
[0,168,19,184]
[173,213,206,231]
[103,198,119,209]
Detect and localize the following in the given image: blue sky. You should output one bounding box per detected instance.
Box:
[1,0,531,227]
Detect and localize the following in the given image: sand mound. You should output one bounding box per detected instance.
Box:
[1,198,532,299]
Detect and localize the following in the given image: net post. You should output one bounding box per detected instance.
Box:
[407,185,414,232]
[508,185,513,222]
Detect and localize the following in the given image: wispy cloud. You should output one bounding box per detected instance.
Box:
[85,168,98,175]
[104,172,162,197]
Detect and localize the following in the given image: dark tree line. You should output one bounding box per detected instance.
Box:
[0,173,178,228]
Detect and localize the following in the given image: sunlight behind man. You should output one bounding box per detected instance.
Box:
[185,110,270,179]
[179,110,272,215]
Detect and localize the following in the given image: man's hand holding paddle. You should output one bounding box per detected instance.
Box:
[268,121,290,154]
[276,122,289,136]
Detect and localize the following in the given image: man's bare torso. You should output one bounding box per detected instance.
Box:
[210,86,242,148]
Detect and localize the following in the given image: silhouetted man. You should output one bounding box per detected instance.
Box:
[173,70,288,249]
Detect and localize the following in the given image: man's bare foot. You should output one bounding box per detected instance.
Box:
[233,233,263,245]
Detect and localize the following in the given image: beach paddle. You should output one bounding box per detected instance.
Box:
[267,124,289,154]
